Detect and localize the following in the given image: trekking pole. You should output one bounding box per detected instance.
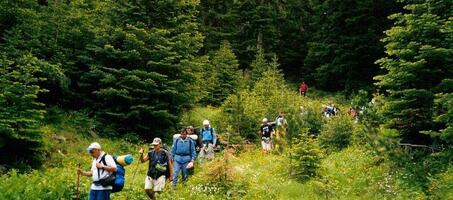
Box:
[125,152,141,200]
[76,163,80,200]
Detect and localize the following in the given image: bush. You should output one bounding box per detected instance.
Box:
[290,129,323,182]
[429,165,453,199]
[318,115,354,152]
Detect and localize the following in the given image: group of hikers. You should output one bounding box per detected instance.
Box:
[77,120,218,200]
[76,80,362,200]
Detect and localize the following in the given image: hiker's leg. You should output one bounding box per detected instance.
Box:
[172,162,181,188]
[145,176,154,199]
[145,189,154,200]
[153,175,166,192]
[90,190,110,200]
[181,162,189,183]
[198,144,206,163]
[89,190,96,200]
[99,190,111,200]
[207,143,214,159]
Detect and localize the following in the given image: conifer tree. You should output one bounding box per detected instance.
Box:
[375,0,452,144]
[0,54,49,169]
[206,41,241,105]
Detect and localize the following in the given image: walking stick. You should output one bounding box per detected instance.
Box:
[76,163,80,200]
[125,152,142,200]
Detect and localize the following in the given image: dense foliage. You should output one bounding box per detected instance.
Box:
[375,0,453,145]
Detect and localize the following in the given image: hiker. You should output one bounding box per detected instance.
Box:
[260,118,274,152]
[171,128,196,189]
[77,142,117,200]
[199,120,217,162]
[139,138,172,200]
[273,112,288,152]
[323,104,339,117]
[299,82,308,97]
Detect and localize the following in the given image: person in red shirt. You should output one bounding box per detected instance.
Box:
[299,82,308,97]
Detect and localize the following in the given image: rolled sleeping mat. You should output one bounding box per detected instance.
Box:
[115,154,133,166]
[173,134,198,141]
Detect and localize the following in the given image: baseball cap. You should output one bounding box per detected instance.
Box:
[87,142,101,152]
[151,138,162,145]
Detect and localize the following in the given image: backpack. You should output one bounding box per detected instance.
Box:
[200,128,218,145]
[112,163,125,193]
[149,150,171,179]
[94,154,116,188]
[174,138,194,156]
[97,154,126,193]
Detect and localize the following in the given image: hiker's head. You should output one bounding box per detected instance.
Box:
[278,111,284,117]
[180,128,188,139]
[203,120,210,128]
[186,126,194,134]
[87,142,102,158]
[262,118,268,124]
[151,138,162,150]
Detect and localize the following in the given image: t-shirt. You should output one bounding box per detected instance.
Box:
[275,116,287,127]
[147,149,169,179]
[91,152,116,190]
[261,124,273,138]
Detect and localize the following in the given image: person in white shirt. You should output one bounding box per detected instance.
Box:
[77,142,117,200]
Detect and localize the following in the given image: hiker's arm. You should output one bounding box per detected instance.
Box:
[97,156,117,173]
[190,141,196,162]
[139,149,149,163]
[212,129,217,146]
[98,164,116,173]
[77,169,92,177]
[168,157,173,181]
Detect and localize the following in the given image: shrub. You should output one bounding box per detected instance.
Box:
[290,129,323,182]
[318,115,354,152]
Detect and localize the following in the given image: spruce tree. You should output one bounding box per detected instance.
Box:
[208,41,241,105]
[0,54,48,169]
[375,0,452,144]
[80,0,204,139]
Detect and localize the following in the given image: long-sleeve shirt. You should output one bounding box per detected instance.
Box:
[171,137,196,163]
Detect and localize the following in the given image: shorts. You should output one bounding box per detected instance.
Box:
[261,138,272,150]
[144,175,166,191]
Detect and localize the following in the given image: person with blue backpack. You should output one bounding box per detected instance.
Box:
[77,142,117,200]
[139,138,172,199]
[171,129,196,189]
[199,120,217,163]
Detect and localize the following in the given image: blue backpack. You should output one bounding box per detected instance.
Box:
[96,155,125,193]
[112,163,125,193]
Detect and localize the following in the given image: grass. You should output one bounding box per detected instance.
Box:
[1,106,452,199]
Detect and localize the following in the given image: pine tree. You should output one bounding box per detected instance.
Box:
[249,46,268,84]
[0,54,48,169]
[80,0,204,139]
[208,41,241,105]
[375,0,453,144]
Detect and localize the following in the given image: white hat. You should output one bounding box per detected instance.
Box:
[262,118,268,123]
[87,142,101,152]
[151,138,162,145]
[203,120,210,126]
